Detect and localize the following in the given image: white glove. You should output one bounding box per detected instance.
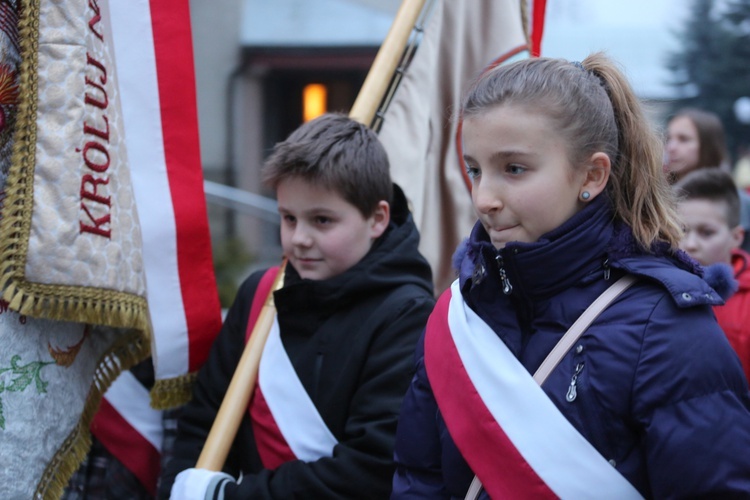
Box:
[170,468,235,500]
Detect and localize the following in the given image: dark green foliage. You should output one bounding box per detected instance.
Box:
[213,237,255,308]
[667,0,750,159]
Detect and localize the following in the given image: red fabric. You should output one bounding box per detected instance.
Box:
[714,249,750,384]
[243,267,296,469]
[149,0,222,372]
[249,385,297,470]
[245,267,280,338]
[424,291,556,499]
[91,399,160,495]
[530,0,547,57]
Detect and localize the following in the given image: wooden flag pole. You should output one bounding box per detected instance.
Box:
[196,259,287,470]
[349,0,427,126]
[195,0,427,472]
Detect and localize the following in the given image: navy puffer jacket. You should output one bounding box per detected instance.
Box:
[392,195,750,499]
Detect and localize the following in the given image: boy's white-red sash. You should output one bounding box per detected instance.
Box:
[424,280,643,499]
[246,268,338,470]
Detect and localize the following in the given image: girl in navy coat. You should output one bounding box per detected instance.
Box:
[392,53,750,499]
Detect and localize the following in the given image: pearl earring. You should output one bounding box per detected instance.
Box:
[580,191,591,201]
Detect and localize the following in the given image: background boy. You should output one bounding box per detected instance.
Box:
[159,113,435,498]
[675,168,750,383]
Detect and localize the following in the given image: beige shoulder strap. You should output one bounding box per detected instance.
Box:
[464,274,638,500]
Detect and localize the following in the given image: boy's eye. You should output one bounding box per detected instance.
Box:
[282,214,296,224]
[507,164,526,175]
[314,216,332,225]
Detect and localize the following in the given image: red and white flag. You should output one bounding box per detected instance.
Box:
[93,0,223,494]
[377,0,546,293]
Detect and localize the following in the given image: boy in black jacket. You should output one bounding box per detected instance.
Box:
[159,113,435,499]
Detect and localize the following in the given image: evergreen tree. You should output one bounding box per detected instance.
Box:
[667,0,750,160]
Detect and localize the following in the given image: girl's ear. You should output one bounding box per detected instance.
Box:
[369,200,390,239]
[580,152,611,201]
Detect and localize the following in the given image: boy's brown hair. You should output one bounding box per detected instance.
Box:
[261,113,393,218]
[674,168,741,228]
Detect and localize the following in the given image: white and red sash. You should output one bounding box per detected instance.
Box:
[246,268,338,470]
[424,281,643,499]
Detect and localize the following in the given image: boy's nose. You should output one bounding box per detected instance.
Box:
[680,232,699,252]
[291,226,313,247]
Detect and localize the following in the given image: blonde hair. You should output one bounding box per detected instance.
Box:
[461,52,683,249]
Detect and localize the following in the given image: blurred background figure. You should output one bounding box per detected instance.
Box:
[666,107,750,251]
[674,168,750,384]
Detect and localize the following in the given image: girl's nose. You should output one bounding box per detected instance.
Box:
[473,180,502,214]
[665,138,677,155]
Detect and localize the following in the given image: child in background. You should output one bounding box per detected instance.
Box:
[159,113,435,499]
[665,107,750,251]
[675,168,750,383]
[392,54,750,499]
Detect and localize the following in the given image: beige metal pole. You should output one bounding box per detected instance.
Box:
[196,259,287,470]
[348,0,427,126]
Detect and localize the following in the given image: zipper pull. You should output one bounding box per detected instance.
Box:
[603,257,611,281]
[566,362,585,402]
[495,255,513,295]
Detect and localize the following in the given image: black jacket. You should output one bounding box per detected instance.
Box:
[159,185,435,499]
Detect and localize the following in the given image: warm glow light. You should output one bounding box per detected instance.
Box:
[303,83,327,122]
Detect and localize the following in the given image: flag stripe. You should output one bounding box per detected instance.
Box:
[92,398,161,495]
[108,0,190,379]
[149,0,222,372]
[530,0,547,57]
[103,371,164,450]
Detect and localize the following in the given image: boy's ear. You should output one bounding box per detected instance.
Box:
[369,200,390,239]
[731,225,745,249]
[580,152,611,200]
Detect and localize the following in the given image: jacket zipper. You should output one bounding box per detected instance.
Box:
[495,254,513,295]
[566,362,585,402]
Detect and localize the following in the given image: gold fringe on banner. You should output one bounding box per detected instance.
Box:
[33,330,151,500]
[150,372,198,410]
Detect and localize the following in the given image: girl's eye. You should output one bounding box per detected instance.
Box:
[315,216,332,225]
[465,165,480,179]
[283,214,296,224]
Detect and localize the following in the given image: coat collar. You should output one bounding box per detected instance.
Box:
[454,195,727,308]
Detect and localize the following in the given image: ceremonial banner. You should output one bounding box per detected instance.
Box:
[377,0,542,293]
[0,0,221,496]
[0,0,149,496]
